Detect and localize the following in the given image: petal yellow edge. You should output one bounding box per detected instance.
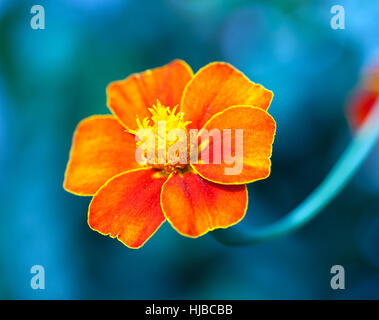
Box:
[63,114,117,197]
[191,105,277,186]
[179,61,274,114]
[160,173,249,239]
[190,162,272,186]
[87,167,168,249]
[174,59,194,78]
[106,59,194,131]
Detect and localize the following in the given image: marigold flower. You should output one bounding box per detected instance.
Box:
[347,62,379,129]
[63,60,276,248]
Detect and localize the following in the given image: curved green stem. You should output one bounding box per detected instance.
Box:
[211,100,379,246]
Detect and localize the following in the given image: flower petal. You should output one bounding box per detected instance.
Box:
[88,168,168,249]
[181,62,273,129]
[347,62,379,130]
[63,115,140,196]
[161,172,247,237]
[191,106,276,185]
[107,59,193,131]
[347,89,378,130]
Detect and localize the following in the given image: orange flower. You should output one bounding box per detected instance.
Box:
[347,63,379,129]
[63,60,276,248]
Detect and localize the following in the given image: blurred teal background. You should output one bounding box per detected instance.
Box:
[0,0,379,299]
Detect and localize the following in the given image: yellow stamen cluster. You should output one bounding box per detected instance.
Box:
[136,100,191,135]
[134,100,192,173]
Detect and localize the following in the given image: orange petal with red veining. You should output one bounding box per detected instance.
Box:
[181,62,273,129]
[191,106,276,185]
[88,168,168,248]
[107,59,193,131]
[64,115,140,196]
[161,172,247,237]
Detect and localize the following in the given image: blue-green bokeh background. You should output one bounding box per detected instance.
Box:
[0,0,379,299]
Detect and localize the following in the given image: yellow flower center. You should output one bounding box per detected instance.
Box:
[133,100,192,174]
